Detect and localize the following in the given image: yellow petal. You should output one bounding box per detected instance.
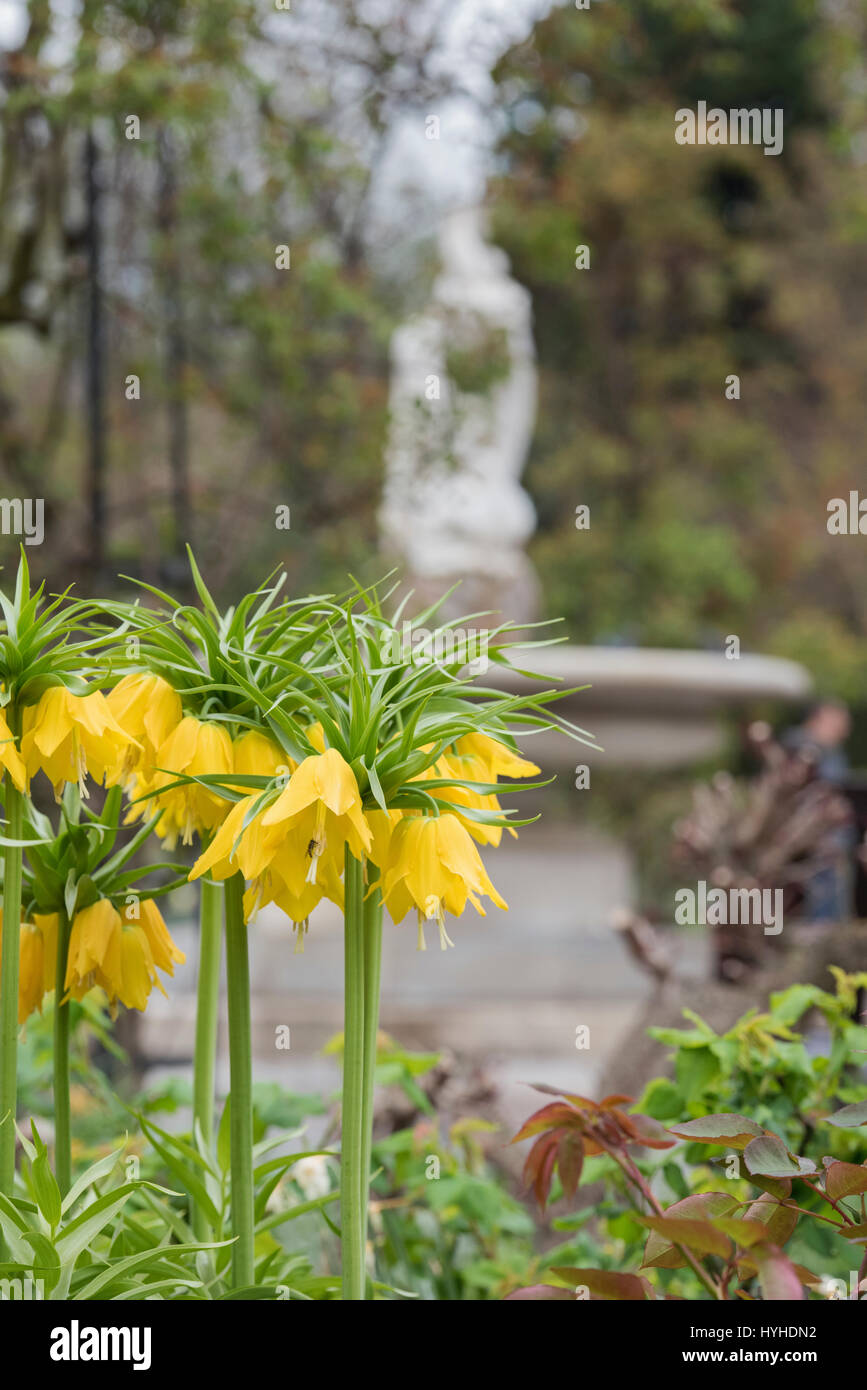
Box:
[67,900,122,993]
[455,732,539,780]
[139,899,185,974]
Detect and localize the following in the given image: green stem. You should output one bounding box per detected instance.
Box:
[360,866,383,1287]
[194,874,224,1147]
[341,847,366,1300]
[224,870,253,1289]
[192,874,222,1240]
[53,906,72,1195]
[0,775,23,1197]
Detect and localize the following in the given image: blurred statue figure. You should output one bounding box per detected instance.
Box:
[380,206,538,620]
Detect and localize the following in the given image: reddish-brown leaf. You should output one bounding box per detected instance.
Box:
[667,1113,765,1149]
[557,1132,585,1200]
[753,1246,805,1301]
[744,1191,798,1248]
[523,1132,557,1198]
[522,1132,562,1210]
[825,1161,867,1202]
[642,1193,737,1270]
[511,1102,582,1145]
[639,1215,732,1261]
[839,1222,867,1242]
[530,1084,598,1109]
[618,1111,677,1150]
[549,1267,648,1301]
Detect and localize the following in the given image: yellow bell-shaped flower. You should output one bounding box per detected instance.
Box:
[243,854,344,944]
[138,898,186,977]
[452,732,540,781]
[106,673,183,785]
[232,729,292,782]
[304,722,328,753]
[150,716,234,845]
[260,748,372,887]
[189,792,284,883]
[65,898,185,1013]
[18,921,47,1023]
[65,899,122,1002]
[366,808,404,871]
[20,687,137,798]
[381,812,507,949]
[414,746,510,848]
[0,910,58,1023]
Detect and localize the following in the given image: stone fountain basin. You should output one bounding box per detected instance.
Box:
[491,645,812,768]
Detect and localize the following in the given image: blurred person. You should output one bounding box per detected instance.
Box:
[783,700,854,923]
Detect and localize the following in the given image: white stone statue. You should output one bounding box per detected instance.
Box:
[380,206,539,619]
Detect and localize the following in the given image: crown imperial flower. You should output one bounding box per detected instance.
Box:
[21,687,136,798]
[381,813,508,950]
[0,911,58,1024]
[106,672,183,784]
[260,748,372,886]
[149,716,234,845]
[65,898,185,1013]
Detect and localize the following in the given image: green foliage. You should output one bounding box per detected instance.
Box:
[370,1120,536,1300]
[0,1122,223,1301]
[489,0,867,693]
[12,784,186,922]
[639,970,867,1157]
[362,1038,537,1299]
[103,556,592,831]
[0,1,409,598]
[2,1064,341,1299]
[512,973,867,1300]
[9,1019,538,1300]
[0,552,105,708]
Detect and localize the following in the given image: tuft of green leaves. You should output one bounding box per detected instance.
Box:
[3,785,187,923]
[0,551,111,714]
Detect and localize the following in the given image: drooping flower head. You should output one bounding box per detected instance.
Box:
[452,733,540,782]
[0,911,58,1024]
[244,857,345,952]
[232,729,292,782]
[260,748,373,889]
[117,559,595,958]
[20,687,137,799]
[190,747,370,929]
[189,793,284,884]
[64,897,185,1014]
[148,716,234,846]
[106,672,183,785]
[381,812,508,950]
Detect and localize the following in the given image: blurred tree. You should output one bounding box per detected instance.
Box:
[488,0,867,702]
[0,0,453,596]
